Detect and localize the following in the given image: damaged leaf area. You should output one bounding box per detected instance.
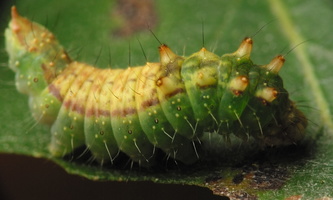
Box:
[206,164,290,199]
[200,140,316,199]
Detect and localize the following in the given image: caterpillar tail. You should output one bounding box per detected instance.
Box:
[5,6,71,125]
[5,6,71,96]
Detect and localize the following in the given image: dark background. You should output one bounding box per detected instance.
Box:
[0,154,226,200]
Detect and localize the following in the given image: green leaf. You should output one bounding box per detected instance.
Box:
[1,0,333,199]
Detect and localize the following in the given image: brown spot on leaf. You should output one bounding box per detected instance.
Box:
[205,175,222,183]
[112,0,158,37]
[205,163,290,199]
[232,173,244,184]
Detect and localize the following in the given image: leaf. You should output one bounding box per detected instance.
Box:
[1,0,333,199]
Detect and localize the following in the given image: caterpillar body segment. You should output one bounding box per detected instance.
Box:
[181,48,222,132]
[135,61,199,165]
[156,45,202,140]
[49,63,102,157]
[5,7,308,167]
[84,68,122,165]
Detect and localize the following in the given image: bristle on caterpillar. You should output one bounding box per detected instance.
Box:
[5,6,308,167]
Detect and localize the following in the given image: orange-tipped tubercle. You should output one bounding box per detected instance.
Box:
[265,55,285,74]
[234,37,253,58]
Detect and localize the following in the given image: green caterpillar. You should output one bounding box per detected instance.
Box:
[5,6,307,167]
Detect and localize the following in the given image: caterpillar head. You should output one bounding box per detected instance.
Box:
[261,101,308,146]
[251,55,308,146]
[257,56,307,146]
[218,38,308,146]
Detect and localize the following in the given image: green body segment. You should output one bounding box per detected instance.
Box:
[218,57,253,138]
[154,49,202,140]
[5,7,308,167]
[83,69,122,164]
[29,63,86,124]
[136,62,199,164]
[49,63,98,156]
[181,49,221,131]
[109,67,156,166]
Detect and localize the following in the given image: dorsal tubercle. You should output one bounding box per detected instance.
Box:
[158,44,178,65]
[11,6,23,33]
[265,55,285,74]
[234,37,253,58]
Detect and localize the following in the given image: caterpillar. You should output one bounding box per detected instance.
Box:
[5,6,308,167]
